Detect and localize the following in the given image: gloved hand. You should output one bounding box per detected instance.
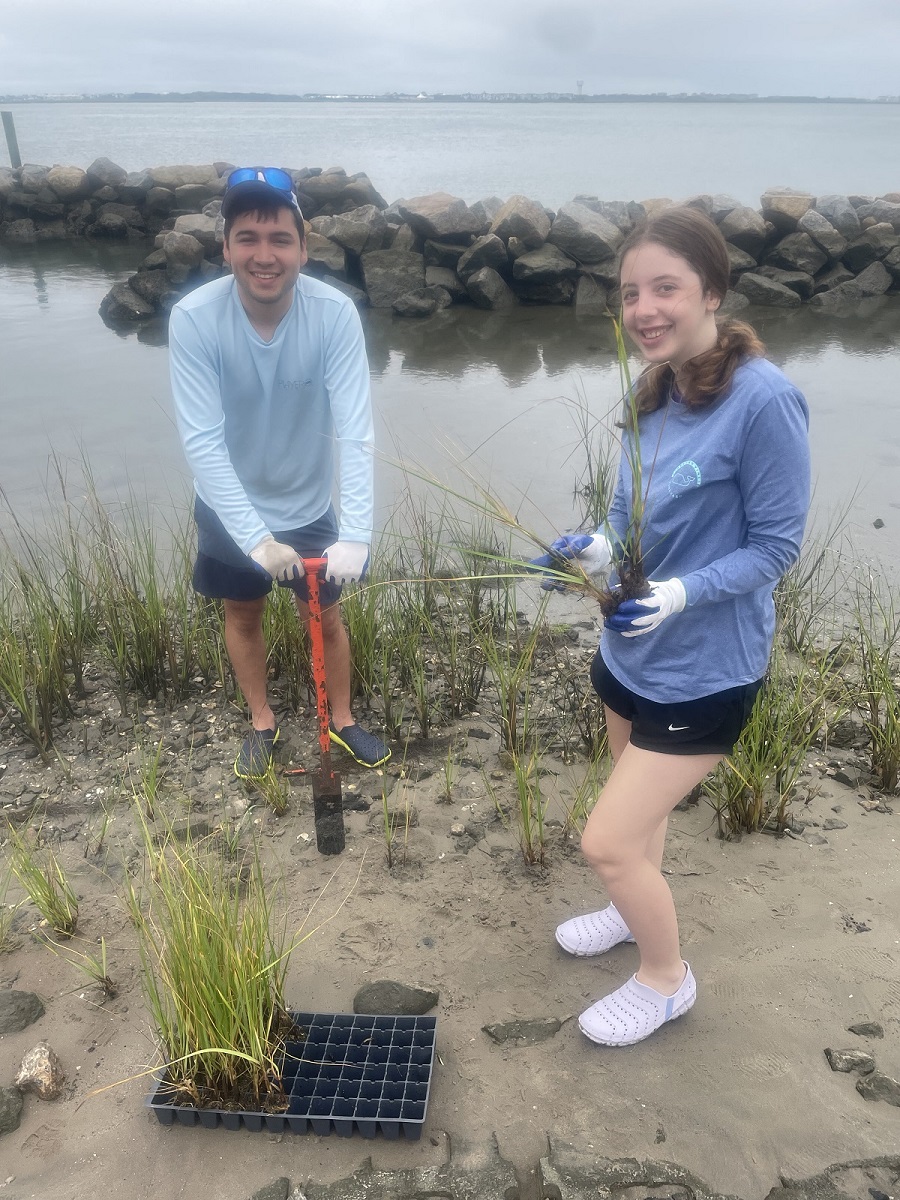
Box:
[323,541,369,585]
[605,578,687,637]
[529,533,612,592]
[249,535,302,582]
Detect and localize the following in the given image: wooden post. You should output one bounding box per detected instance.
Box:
[2,110,22,169]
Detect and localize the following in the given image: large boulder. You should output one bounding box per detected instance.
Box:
[386,222,419,252]
[392,285,453,317]
[398,193,483,240]
[457,234,508,280]
[718,206,768,257]
[574,274,608,316]
[757,265,815,300]
[470,196,503,229]
[423,239,469,268]
[760,188,814,231]
[161,231,206,281]
[46,165,89,200]
[129,270,182,310]
[853,259,893,297]
[572,196,643,231]
[87,157,127,188]
[856,199,900,232]
[813,263,855,293]
[708,194,744,221]
[0,1087,23,1136]
[99,282,156,323]
[843,224,899,272]
[0,990,44,1035]
[512,243,579,282]
[513,278,575,305]
[815,195,860,239]
[304,231,347,280]
[0,166,16,200]
[734,272,801,308]
[810,261,891,311]
[547,202,623,264]
[465,267,517,310]
[146,187,176,215]
[726,244,758,277]
[91,212,130,238]
[360,249,425,307]
[0,217,37,243]
[172,214,220,255]
[175,182,221,210]
[797,209,847,260]
[764,232,828,275]
[489,195,551,248]
[310,205,388,256]
[19,163,51,192]
[883,245,900,283]
[341,172,388,211]
[149,164,219,191]
[425,265,467,300]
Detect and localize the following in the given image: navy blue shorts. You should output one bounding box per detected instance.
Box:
[590,650,763,757]
[192,495,342,606]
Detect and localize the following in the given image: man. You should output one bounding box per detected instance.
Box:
[169,166,389,777]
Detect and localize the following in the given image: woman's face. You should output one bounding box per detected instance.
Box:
[619,241,720,371]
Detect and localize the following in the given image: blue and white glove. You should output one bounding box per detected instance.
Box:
[529,533,612,592]
[323,541,369,585]
[249,535,302,582]
[605,578,686,636]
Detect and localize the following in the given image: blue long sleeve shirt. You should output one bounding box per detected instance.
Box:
[169,274,374,556]
[600,357,811,702]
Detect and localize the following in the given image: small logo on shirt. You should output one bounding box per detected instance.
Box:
[277,378,311,390]
[668,723,690,732]
[669,459,702,498]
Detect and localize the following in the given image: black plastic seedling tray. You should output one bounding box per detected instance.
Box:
[146,1012,437,1140]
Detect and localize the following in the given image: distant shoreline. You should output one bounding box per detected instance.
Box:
[2,91,899,105]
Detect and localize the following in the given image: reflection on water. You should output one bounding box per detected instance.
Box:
[2,243,898,570]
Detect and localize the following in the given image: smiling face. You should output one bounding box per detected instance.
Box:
[223,205,308,327]
[620,240,721,372]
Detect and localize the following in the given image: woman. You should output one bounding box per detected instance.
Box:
[553,205,811,1046]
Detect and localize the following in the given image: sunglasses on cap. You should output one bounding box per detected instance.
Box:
[224,167,301,210]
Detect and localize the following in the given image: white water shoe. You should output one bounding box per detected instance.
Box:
[578,963,696,1046]
[555,904,635,957]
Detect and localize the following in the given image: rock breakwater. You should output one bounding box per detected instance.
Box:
[1,158,898,322]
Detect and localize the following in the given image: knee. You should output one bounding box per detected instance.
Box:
[319,604,345,646]
[224,598,265,637]
[580,826,629,880]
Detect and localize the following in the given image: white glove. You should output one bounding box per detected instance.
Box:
[248,535,302,582]
[610,578,687,638]
[576,533,613,575]
[323,541,369,585]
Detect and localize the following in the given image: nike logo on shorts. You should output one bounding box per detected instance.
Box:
[668,723,690,732]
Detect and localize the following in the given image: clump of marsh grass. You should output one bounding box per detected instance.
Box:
[0,863,23,952]
[511,747,549,867]
[40,932,117,999]
[852,575,900,794]
[6,822,79,938]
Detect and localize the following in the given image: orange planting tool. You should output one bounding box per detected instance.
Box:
[301,557,345,855]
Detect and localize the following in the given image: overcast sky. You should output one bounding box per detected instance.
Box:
[2,0,899,98]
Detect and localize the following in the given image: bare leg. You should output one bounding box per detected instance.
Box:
[604,706,667,871]
[294,596,354,730]
[581,745,721,994]
[223,597,276,730]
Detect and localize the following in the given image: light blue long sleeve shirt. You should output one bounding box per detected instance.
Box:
[600,357,811,702]
[169,274,374,556]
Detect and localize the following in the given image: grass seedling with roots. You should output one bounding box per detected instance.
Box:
[853,576,900,793]
[40,933,117,999]
[6,822,79,938]
[511,748,549,868]
[0,863,22,952]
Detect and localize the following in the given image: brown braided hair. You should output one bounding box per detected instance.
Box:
[618,206,766,421]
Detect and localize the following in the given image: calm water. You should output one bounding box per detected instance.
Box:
[4,100,900,208]
[1,242,898,574]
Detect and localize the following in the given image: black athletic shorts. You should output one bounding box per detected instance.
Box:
[590,649,763,757]
[192,495,342,606]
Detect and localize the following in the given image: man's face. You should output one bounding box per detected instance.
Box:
[223,206,308,314]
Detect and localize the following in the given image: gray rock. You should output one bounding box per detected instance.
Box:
[512,243,579,281]
[843,224,898,271]
[854,259,893,297]
[91,212,130,238]
[469,195,503,229]
[45,165,89,200]
[0,1087,24,1136]
[99,282,156,323]
[1,218,37,243]
[513,278,575,305]
[764,232,828,275]
[824,1046,876,1074]
[760,187,814,231]
[87,156,127,188]
[425,264,467,300]
[140,248,168,270]
[719,205,768,256]
[815,194,861,238]
[146,186,176,214]
[175,183,220,210]
[391,286,451,317]
[848,1021,884,1038]
[718,289,751,315]
[339,171,388,211]
[758,265,815,299]
[822,818,848,831]
[856,1071,900,1105]
[574,274,608,316]
[149,163,219,190]
[360,249,425,307]
[304,231,347,280]
[466,267,517,310]
[0,990,45,1035]
[320,277,368,306]
[833,765,865,788]
[423,239,469,268]
[882,245,900,280]
[387,222,419,251]
[250,1179,290,1200]
[15,1042,66,1099]
[310,205,389,256]
[129,270,182,310]
[489,194,551,248]
[798,209,848,259]
[457,233,508,279]
[398,192,482,240]
[19,163,51,191]
[482,1017,562,1044]
[352,980,438,1015]
[0,166,15,200]
[726,243,758,276]
[539,1144,733,1200]
[856,198,900,231]
[547,202,623,263]
[813,263,855,293]
[734,272,801,308]
[572,196,641,231]
[172,213,220,255]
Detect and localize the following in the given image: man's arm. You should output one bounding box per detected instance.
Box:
[323,301,375,544]
[169,305,270,555]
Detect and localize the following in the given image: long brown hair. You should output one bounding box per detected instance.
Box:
[618,207,765,420]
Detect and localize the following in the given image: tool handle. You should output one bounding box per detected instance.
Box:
[302,559,335,768]
[300,556,327,573]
